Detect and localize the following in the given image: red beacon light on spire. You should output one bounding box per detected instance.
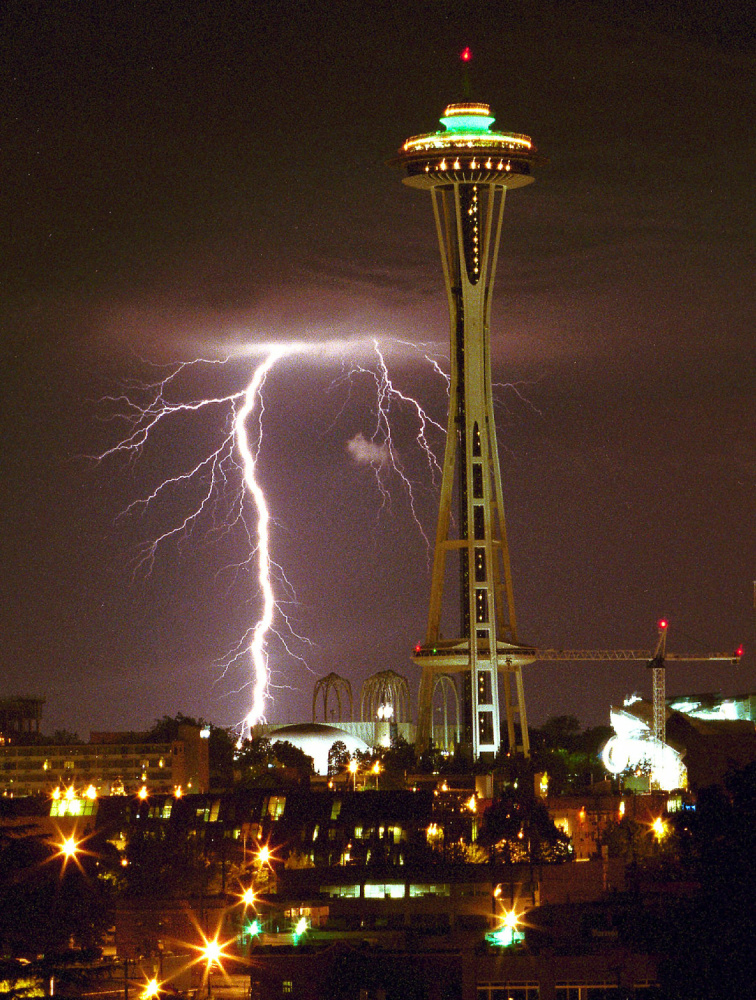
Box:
[734,644,744,660]
[460,47,472,62]
[658,619,668,630]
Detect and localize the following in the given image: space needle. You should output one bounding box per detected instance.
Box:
[393,95,543,760]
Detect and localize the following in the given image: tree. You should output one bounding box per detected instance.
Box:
[145,712,202,742]
[528,716,613,794]
[478,787,570,864]
[50,729,81,745]
[381,735,417,774]
[270,739,314,771]
[327,741,350,776]
[235,736,273,783]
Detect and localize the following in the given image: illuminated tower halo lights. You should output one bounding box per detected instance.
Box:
[393,101,543,759]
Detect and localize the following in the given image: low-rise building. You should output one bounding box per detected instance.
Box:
[0,725,209,797]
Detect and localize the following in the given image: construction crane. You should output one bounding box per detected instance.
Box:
[514,621,743,756]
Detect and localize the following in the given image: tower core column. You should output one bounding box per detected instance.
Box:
[393,103,541,759]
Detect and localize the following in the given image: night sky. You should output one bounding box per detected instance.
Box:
[3,1,754,739]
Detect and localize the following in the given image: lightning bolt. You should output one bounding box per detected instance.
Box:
[94,337,449,735]
[234,345,302,729]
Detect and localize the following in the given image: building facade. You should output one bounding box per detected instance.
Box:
[0,725,209,797]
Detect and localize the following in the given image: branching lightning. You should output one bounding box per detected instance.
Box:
[95,337,447,735]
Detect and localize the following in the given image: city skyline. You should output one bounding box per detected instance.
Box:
[3,1,754,737]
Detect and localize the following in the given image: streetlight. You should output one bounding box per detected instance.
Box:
[652,816,668,840]
[486,907,524,948]
[348,759,358,792]
[59,835,79,860]
[256,844,272,867]
[240,886,257,907]
[199,936,227,999]
[53,833,83,872]
[140,978,161,1000]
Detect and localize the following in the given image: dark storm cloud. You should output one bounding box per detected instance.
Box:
[2,0,754,735]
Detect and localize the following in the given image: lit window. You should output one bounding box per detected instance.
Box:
[266,795,285,819]
[282,982,292,994]
[409,884,450,898]
[321,885,359,898]
[364,884,405,899]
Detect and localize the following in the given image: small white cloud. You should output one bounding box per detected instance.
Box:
[346,432,389,467]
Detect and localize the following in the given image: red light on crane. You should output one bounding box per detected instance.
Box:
[658,619,668,630]
[460,47,472,62]
[735,644,744,659]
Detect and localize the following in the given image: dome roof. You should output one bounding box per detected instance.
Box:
[269,722,368,775]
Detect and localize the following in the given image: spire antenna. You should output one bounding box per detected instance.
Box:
[460,47,472,99]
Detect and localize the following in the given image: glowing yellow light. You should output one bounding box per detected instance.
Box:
[619,801,626,817]
[174,785,182,798]
[348,760,358,774]
[85,784,97,800]
[65,786,75,801]
[652,817,667,839]
[443,102,492,119]
[192,933,234,977]
[241,886,256,906]
[493,884,502,898]
[258,845,271,865]
[138,786,148,800]
[467,795,477,813]
[141,979,160,1000]
[202,938,223,967]
[372,762,381,774]
[501,908,519,930]
[52,787,61,800]
[60,836,78,859]
[295,917,308,936]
